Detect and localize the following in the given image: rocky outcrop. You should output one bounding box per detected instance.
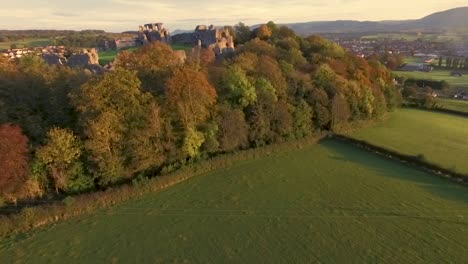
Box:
[67,48,99,68]
[42,54,64,65]
[41,48,104,73]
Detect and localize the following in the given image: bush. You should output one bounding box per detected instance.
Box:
[63,196,75,207]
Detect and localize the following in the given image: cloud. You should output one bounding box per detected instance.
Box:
[0,0,465,32]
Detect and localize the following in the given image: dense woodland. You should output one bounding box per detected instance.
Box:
[0,22,402,203]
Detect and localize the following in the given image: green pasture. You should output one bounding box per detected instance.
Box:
[394,69,468,91]
[0,38,52,51]
[98,50,119,65]
[2,139,468,263]
[352,108,468,174]
[437,98,468,113]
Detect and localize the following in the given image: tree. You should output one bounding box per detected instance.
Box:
[331,94,351,131]
[241,38,277,57]
[256,55,288,99]
[166,67,217,129]
[313,64,347,98]
[271,100,293,141]
[215,105,249,152]
[0,124,29,197]
[36,128,93,193]
[115,42,181,94]
[293,99,313,138]
[183,128,205,158]
[73,69,159,184]
[235,22,252,45]
[306,88,331,129]
[221,65,257,109]
[255,25,272,40]
[402,86,418,98]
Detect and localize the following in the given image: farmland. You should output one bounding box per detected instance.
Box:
[351,108,468,174]
[437,98,468,113]
[0,38,52,51]
[394,69,468,89]
[1,140,468,263]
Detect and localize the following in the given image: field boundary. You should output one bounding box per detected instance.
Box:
[0,133,328,238]
[402,105,468,118]
[333,134,468,185]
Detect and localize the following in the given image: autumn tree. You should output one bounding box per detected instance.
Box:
[166,66,217,129]
[0,124,29,197]
[115,42,181,94]
[73,69,164,184]
[166,66,217,158]
[215,105,249,152]
[255,25,272,40]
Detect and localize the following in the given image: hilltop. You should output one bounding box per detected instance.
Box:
[283,7,468,34]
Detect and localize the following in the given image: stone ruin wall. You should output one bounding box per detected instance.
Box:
[137,23,171,45]
[192,25,235,56]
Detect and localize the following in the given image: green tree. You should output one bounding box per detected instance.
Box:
[235,23,253,45]
[36,128,92,193]
[293,99,313,138]
[183,128,205,158]
[221,65,257,109]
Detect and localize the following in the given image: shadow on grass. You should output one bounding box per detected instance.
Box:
[320,138,468,206]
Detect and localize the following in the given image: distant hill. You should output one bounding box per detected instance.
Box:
[283,7,468,35]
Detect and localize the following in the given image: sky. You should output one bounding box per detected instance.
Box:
[0,0,466,32]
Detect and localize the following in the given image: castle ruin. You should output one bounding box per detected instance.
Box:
[171,25,235,56]
[193,25,234,55]
[137,23,171,45]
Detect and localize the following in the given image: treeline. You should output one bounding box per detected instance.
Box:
[438,56,468,69]
[0,22,401,203]
[0,30,106,42]
[52,32,118,48]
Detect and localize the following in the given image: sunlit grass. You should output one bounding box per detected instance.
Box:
[2,139,468,263]
[352,108,468,174]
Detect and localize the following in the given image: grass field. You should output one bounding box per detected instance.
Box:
[395,69,468,87]
[437,98,468,113]
[0,38,52,51]
[2,139,468,263]
[98,50,120,65]
[352,108,468,174]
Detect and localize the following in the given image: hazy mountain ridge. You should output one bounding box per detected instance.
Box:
[283,7,468,34]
